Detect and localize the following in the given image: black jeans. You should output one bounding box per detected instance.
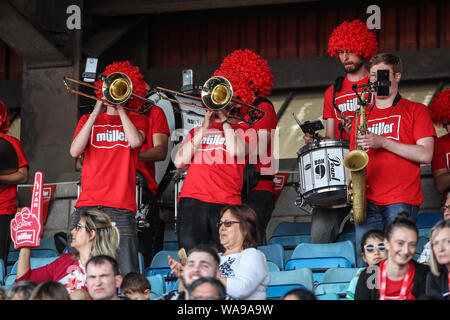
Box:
[310,206,350,243]
[176,198,227,253]
[243,190,274,244]
[68,206,139,276]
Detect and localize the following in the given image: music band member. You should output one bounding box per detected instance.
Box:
[136,82,170,267]
[351,53,436,267]
[0,99,29,266]
[305,20,379,245]
[218,49,278,243]
[69,61,148,275]
[428,89,450,200]
[174,68,253,253]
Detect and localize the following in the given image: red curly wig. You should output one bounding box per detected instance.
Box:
[94,61,147,111]
[212,68,254,107]
[0,98,10,133]
[428,88,450,125]
[328,19,378,62]
[219,49,274,97]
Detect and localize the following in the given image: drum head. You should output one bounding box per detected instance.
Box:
[0,137,18,175]
[303,187,348,207]
[298,139,350,156]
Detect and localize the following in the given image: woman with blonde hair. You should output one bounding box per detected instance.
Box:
[16,209,119,298]
[426,219,450,299]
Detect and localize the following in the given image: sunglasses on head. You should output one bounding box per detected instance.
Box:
[216,220,240,228]
[364,243,385,252]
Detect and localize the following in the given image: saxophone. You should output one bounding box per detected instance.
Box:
[343,87,371,224]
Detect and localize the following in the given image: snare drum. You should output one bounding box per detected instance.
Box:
[297,139,349,207]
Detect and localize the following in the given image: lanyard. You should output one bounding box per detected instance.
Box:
[378,260,414,300]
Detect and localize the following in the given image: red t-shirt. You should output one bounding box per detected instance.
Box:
[178,121,247,204]
[323,76,373,140]
[350,98,436,206]
[238,100,278,193]
[383,277,415,300]
[0,133,29,215]
[136,107,170,196]
[73,112,148,212]
[431,133,450,198]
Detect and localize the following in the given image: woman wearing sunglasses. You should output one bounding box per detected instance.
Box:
[346,229,387,299]
[355,212,429,300]
[216,204,270,299]
[425,219,450,299]
[16,209,119,298]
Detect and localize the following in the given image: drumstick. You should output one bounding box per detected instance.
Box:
[292,113,303,129]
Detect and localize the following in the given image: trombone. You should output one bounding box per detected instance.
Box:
[63,73,265,123]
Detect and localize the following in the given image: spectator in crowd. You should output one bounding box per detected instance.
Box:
[5,280,37,300]
[346,229,387,299]
[283,288,317,300]
[85,255,124,300]
[16,209,119,298]
[425,219,450,299]
[355,213,429,300]
[418,196,450,264]
[29,281,71,300]
[188,277,227,300]
[0,98,29,269]
[69,61,147,275]
[120,272,151,300]
[217,204,270,299]
[0,286,5,300]
[164,244,223,300]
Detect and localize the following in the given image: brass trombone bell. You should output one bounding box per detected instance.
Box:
[63,72,155,107]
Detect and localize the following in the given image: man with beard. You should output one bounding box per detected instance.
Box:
[303,20,378,245]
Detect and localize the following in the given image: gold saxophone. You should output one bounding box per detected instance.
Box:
[343,87,372,224]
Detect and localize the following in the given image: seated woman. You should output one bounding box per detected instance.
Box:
[426,219,450,299]
[217,204,270,300]
[355,212,429,300]
[346,229,387,299]
[15,209,119,299]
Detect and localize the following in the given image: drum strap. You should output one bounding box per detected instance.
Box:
[332,77,345,139]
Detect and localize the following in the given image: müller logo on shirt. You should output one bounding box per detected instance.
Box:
[337,97,360,113]
[91,125,129,148]
[367,115,401,140]
[202,134,226,146]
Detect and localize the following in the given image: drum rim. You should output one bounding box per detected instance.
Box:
[297,139,350,155]
[299,186,348,207]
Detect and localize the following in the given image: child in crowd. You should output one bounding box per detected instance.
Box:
[120,272,151,300]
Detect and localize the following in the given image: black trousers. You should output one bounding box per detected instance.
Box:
[310,206,350,243]
[0,214,14,267]
[242,190,275,244]
[176,198,227,254]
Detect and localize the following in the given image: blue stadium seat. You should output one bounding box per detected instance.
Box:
[4,256,60,288]
[146,274,165,296]
[7,248,60,274]
[0,258,5,285]
[258,244,284,271]
[418,227,432,239]
[150,291,161,300]
[267,261,280,272]
[290,241,356,267]
[414,236,429,261]
[322,267,361,283]
[314,282,351,298]
[138,252,145,274]
[285,257,352,283]
[163,230,179,250]
[271,222,312,237]
[417,212,443,228]
[145,250,179,293]
[269,268,314,293]
[316,293,339,300]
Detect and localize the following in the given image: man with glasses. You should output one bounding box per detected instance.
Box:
[418,197,450,264]
[188,277,227,300]
[351,53,436,266]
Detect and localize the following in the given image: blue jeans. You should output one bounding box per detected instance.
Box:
[68,206,139,276]
[355,202,419,267]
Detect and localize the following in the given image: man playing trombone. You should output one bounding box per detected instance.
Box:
[68,61,148,275]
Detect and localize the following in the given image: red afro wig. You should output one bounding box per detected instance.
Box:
[212,68,254,107]
[428,88,450,125]
[219,49,274,97]
[328,19,378,62]
[94,61,147,111]
[0,98,10,134]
